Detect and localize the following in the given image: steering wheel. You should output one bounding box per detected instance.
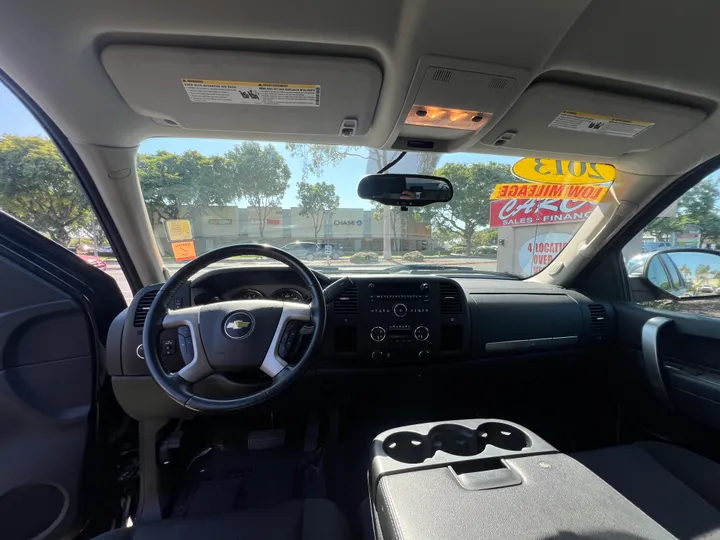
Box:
[143,244,338,412]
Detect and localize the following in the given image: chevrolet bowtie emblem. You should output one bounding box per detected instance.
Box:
[226,320,251,330]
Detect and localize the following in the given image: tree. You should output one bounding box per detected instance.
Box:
[424,162,515,255]
[226,142,290,238]
[286,144,441,257]
[76,214,107,256]
[645,217,683,242]
[297,181,339,242]
[695,264,711,283]
[372,202,407,251]
[677,177,720,244]
[473,227,498,247]
[138,150,236,224]
[680,264,692,277]
[0,135,91,246]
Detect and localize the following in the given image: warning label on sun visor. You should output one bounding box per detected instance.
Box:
[549,110,653,138]
[181,79,321,107]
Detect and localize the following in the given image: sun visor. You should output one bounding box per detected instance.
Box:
[480,82,706,158]
[102,45,382,136]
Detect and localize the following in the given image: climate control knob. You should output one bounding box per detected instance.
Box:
[418,349,430,361]
[371,350,385,361]
[370,326,386,342]
[393,303,408,318]
[414,326,430,341]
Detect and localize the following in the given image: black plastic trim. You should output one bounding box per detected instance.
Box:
[0,68,142,293]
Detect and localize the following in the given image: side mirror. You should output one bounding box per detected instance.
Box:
[634,248,720,300]
[357,174,453,207]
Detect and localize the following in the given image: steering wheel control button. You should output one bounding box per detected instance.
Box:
[176,326,194,363]
[414,326,430,341]
[370,326,386,342]
[161,339,176,356]
[279,321,301,359]
[393,303,408,318]
[223,311,255,340]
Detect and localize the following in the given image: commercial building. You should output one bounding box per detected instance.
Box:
[152,205,432,257]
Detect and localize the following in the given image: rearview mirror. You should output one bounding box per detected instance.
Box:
[357,174,453,207]
[638,249,720,300]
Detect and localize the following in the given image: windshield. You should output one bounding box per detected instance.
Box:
[139,140,600,277]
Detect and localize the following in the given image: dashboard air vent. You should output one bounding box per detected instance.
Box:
[588,304,609,336]
[440,283,462,315]
[134,290,158,327]
[334,286,358,315]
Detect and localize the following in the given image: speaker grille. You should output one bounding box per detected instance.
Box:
[0,484,66,539]
[432,69,453,83]
[488,77,509,90]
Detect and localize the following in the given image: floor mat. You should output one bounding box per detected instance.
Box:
[171,448,303,517]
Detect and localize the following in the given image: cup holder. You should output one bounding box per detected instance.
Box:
[478,422,529,451]
[429,425,480,456]
[383,432,430,463]
[382,422,530,463]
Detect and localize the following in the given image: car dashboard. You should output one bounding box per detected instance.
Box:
[105,267,614,419]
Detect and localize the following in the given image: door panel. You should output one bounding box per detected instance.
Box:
[0,258,96,539]
[614,301,720,438]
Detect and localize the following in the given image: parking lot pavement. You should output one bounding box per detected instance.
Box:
[105,262,133,304]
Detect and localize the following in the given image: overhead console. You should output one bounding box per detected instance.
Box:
[102,45,382,136]
[387,55,530,152]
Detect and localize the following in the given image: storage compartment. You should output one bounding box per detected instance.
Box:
[371,418,553,486]
[371,418,675,540]
[470,293,584,354]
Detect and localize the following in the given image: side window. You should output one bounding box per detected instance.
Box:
[0,82,130,303]
[622,172,720,318]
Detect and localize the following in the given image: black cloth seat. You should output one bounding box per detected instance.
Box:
[574,441,720,540]
[93,499,351,540]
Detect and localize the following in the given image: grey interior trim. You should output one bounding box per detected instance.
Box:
[260,302,311,377]
[163,307,213,383]
[641,316,674,410]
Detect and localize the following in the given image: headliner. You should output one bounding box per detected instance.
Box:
[1,0,719,176]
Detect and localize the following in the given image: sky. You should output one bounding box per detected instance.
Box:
[0,82,518,210]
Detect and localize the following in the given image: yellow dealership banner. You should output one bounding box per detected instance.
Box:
[490,183,609,203]
[512,158,615,185]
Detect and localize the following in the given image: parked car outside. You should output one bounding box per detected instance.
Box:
[316,243,344,259]
[76,253,108,271]
[280,242,319,261]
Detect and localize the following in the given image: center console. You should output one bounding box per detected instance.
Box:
[370,419,676,540]
[330,277,470,364]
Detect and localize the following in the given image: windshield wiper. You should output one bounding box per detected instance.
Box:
[387,264,469,273]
